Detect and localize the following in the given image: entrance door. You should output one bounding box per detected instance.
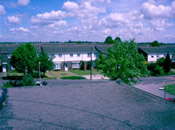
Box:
[64,63,68,71]
[2,64,7,73]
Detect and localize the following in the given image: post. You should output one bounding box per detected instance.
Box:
[39,62,41,81]
[90,47,93,80]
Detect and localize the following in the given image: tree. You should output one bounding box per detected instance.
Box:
[38,47,54,76]
[150,40,160,47]
[10,43,37,75]
[104,36,114,44]
[114,37,122,43]
[163,53,172,73]
[96,40,148,85]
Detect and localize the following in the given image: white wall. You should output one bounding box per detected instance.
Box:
[52,52,97,63]
[147,54,173,62]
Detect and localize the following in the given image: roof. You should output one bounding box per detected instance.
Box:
[0,43,111,54]
[139,46,175,54]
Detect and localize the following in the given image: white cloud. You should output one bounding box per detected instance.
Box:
[0,5,6,15]
[141,2,172,19]
[151,19,166,31]
[7,16,20,24]
[102,28,111,35]
[63,1,106,23]
[99,11,143,28]
[31,10,66,26]
[10,27,30,32]
[62,1,79,10]
[18,0,30,6]
[47,20,67,28]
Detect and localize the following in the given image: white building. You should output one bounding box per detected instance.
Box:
[138,46,175,63]
[0,43,111,72]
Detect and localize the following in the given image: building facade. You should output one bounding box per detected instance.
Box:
[138,46,175,63]
[0,43,111,73]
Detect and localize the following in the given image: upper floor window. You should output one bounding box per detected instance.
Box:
[58,54,62,58]
[77,53,80,57]
[94,53,98,57]
[88,53,92,57]
[151,55,154,58]
[70,54,73,57]
[7,54,11,59]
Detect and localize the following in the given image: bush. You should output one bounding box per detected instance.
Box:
[22,74,35,86]
[61,76,86,80]
[3,82,13,88]
[147,63,164,76]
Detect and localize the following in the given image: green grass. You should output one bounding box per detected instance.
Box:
[60,76,85,80]
[46,71,78,79]
[165,84,175,95]
[70,69,103,76]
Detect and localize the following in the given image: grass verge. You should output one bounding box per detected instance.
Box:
[70,69,103,76]
[165,84,175,95]
[60,76,86,80]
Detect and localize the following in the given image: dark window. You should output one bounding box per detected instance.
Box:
[70,54,73,57]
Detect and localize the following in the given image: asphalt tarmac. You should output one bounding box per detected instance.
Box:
[0,79,175,129]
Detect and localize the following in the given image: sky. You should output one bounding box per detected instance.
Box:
[0,0,175,43]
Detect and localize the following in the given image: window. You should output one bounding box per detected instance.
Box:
[54,63,61,70]
[7,54,11,59]
[151,55,154,58]
[70,54,73,57]
[88,53,91,57]
[72,62,80,69]
[157,55,159,58]
[77,53,80,57]
[94,53,98,58]
[58,54,62,58]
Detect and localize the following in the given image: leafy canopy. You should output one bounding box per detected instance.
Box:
[163,53,172,73]
[10,43,37,74]
[96,40,148,85]
[104,36,114,44]
[38,47,54,75]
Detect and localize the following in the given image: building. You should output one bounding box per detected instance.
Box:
[138,46,175,63]
[0,43,111,73]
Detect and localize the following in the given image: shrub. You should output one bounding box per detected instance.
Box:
[3,82,13,88]
[147,63,164,76]
[61,76,85,80]
[22,74,35,86]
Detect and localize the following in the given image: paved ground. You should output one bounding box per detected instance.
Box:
[0,80,175,129]
[134,76,175,98]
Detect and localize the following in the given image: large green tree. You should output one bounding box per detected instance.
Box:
[38,47,54,76]
[104,36,114,44]
[150,40,160,47]
[96,40,148,85]
[114,36,122,43]
[10,43,37,74]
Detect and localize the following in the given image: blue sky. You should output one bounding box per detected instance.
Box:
[0,0,175,43]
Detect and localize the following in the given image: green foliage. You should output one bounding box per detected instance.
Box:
[165,84,175,95]
[22,74,35,86]
[60,76,85,80]
[150,40,160,47]
[10,43,37,74]
[114,37,122,43]
[104,36,114,44]
[96,40,148,85]
[3,82,13,88]
[38,47,54,76]
[147,63,164,76]
[156,57,165,67]
[163,53,172,73]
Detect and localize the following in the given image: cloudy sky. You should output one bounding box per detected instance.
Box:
[0,0,175,43]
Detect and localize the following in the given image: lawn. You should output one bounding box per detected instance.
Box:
[46,70,79,79]
[165,84,175,95]
[70,69,103,76]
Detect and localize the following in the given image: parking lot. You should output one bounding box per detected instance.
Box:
[0,79,175,129]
